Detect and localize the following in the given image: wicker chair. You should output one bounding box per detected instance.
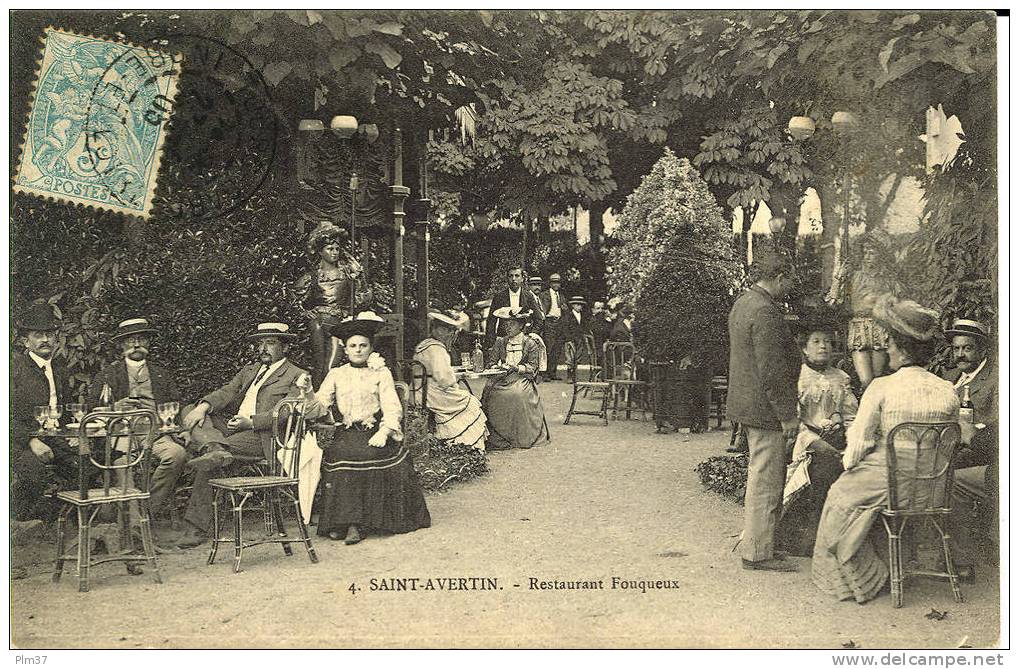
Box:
[564,343,609,425]
[52,408,162,592]
[206,397,318,573]
[880,421,964,608]
[603,341,649,421]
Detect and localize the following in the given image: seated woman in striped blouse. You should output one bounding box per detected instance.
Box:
[811,296,959,604]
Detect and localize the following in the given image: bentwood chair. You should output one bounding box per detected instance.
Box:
[52,408,162,592]
[397,359,429,411]
[580,333,603,382]
[603,341,649,421]
[880,421,964,608]
[207,397,318,573]
[564,345,609,425]
[393,381,411,436]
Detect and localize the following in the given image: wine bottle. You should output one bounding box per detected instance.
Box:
[472,339,485,372]
[100,382,112,407]
[959,384,974,425]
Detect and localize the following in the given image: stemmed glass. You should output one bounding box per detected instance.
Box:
[67,402,86,425]
[46,404,62,431]
[158,401,180,429]
[33,406,49,433]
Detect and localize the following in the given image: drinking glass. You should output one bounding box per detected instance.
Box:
[47,404,62,431]
[168,401,180,426]
[67,402,85,424]
[34,406,48,431]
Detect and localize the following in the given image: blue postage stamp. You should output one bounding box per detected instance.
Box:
[13,28,180,218]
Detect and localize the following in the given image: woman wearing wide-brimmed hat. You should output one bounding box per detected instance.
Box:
[413,310,488,452]
[480,307,549,449]
[296,221,373,386]
[305,311,430,544]
[811,296,960,604]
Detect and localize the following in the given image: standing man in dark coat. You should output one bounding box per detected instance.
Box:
[609,304,635,343]
[485,266,545,356]
[11,303,78,521]
[727,252,800,572]
[88,318,187,530]
[537,273,568,380]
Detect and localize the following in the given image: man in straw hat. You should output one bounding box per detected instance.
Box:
[727,250,801,572]
[942,317,998,562]
[11,303,78,521]
[88,318,187,533]
[176,322,312,548]
[562,295,590,357]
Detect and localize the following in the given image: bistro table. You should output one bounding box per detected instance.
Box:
[453,366,507,396]
[37,421,187,555]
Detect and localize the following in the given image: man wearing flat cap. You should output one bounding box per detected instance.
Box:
[88,318,187,531]
[176,322,312,547]
[537,273,568,380]
[942,318,998,559]
[11,303,78,521]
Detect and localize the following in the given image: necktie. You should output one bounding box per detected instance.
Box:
[41,362,57,409]
[251,366,269,387]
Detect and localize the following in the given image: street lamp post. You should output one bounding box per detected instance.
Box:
[391,128,410,366]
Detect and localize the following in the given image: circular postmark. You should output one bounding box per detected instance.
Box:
[84,33,278,221]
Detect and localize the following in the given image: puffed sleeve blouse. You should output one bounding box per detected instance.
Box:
[313,363,403,440]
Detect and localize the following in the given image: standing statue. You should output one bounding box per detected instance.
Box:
[830,229,904,390]
[296,221,373,386]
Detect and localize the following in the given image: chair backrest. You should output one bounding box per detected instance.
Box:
[393,381,410,436]
[272,396,308,478]
[581,333,599,367]
[78,408,158,499]
[604,341,638,381]
[884,422,962,513]
[397,359,429,410]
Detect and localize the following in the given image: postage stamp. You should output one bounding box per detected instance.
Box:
[12,27,180,218]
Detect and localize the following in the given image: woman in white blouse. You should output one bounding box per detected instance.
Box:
[481,307,549,449]
[811,297,959,603]
[306,312,430,544]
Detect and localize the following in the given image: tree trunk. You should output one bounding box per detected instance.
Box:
[589,201,607,245]
[522,216,532,270]
[536,214,550,246]
[815,180,840,293]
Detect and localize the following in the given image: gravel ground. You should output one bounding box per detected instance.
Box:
[10,381,1000,648]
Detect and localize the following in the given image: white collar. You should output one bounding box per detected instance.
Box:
[28,351,52,368]
[125,357,147,369]
[258,357,287,379]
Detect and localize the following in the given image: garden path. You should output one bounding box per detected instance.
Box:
[10,382,999,648]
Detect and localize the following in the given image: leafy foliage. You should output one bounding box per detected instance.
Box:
[405,408,489,491]
[608,150,742,362]
[695,455,748,506]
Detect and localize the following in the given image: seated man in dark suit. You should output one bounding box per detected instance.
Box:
[176,322,312,548]
[88,318,187,542]
[11,303,78,521]
[941,318,998,563]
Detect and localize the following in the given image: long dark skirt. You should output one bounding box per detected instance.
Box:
[776,439,844,557]
[317,427,431,537]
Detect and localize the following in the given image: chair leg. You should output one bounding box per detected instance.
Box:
[564,386,579,425]
[934,518,964,603]
[207,489,222,566]
[271,490,293,557]
[262,489,274,537]
[77,507,94,593]
[887,518,904,608]
[138,502,163,585]
[600,388,609,425]
[232,491,249,573]
[290,489,318,564]
[52,505,71,583]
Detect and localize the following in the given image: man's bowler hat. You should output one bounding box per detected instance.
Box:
[16,303,60,332]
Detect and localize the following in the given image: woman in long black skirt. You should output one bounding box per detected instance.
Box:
[307,312,430,544]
